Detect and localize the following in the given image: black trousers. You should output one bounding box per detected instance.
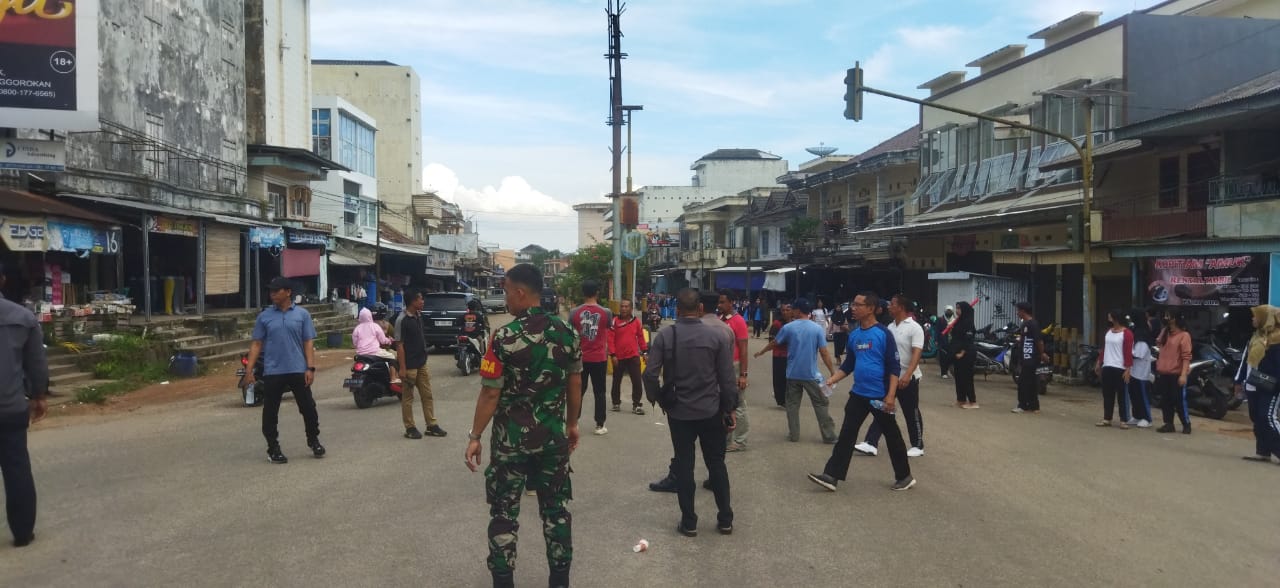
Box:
[752,320,765,337]
[1017,363,1041,411]
[938,340,952,376]
[826,395,911,482]
[1156,373,1190,426]
[1127,378,1153,422]
[668,415,732,529]
[262,373,320,445]
[0,410,36,543]
[581,361,608,426]
[610,356,643,408]
[1100,366,1126,421]
[772,356,788,407]
[952,357,976,403]
[864,378,923,449]
[832,330,847,359]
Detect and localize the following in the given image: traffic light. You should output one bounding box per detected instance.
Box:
[1065,212,1084,252]
[843,63,864,121]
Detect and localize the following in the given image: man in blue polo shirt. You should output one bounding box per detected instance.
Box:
[244,277,325,464]
[808,291,915,492]
[757,298,836,443]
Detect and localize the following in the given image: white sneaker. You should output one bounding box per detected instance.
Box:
[1125,418,1139,426]
[1011,407,1025,413]
[907,447,925,458]
[853,442,878,456]
[593,426,608,436]
[1136,419,1152,428]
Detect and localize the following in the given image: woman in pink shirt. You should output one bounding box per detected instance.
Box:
[352,307,399,383]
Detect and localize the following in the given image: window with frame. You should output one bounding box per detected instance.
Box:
[1158,156,1181,209]
[760,229,770,256]
[267,183,287,219]
[338,112,376,176]
[1186,149,1219,212]
[312,109,332,159]
[360,200,377,228]
[289,187,311,219]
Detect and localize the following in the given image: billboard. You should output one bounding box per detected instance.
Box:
[0,0,99,130]
[1147,254,1269,308]
[641,222,679,248]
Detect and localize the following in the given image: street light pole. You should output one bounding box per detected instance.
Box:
[850,75,1100,344]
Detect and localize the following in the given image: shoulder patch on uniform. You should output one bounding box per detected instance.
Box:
[480,342,503,379]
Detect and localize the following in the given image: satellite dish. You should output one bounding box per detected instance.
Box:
[805,142,837,157]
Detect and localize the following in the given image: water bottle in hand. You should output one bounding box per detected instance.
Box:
[870,399,894,414]
[820,382,834,398]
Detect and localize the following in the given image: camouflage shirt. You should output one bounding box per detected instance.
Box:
[480,307,582,456]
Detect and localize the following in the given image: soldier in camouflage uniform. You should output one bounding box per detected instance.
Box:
[466,264,583,588]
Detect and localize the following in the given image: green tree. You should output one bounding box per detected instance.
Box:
[530,248,564,268]
[553,243,648,305]
[785,217,820,242]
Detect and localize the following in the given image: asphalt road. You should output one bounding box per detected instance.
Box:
[3,319,1279,587]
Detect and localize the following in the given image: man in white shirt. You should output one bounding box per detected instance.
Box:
[855,294,926,457]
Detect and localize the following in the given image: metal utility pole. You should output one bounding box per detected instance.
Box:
[606,0,626,305]
[623,104,643,305]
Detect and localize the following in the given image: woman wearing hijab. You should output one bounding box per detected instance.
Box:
[1235,305,1280,462]
[950,301,979,409]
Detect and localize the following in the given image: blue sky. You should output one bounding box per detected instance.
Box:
[311,0,1145,251]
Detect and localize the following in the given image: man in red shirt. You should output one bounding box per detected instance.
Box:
[608,299,649,414]
[569,281,613,435]
[756,303,792,408]
[718,291,750,451]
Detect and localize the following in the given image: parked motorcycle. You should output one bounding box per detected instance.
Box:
[456,331,487,376]
[235,352,265,407]
[1149,346,1232,420]
[1074,344,1101,387]
[345,354,401,409]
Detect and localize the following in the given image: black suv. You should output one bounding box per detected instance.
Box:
[540,288,559,313]
[420,292,480,347]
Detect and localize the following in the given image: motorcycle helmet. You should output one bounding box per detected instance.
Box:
[371,302,390,321]
[467,299,483,312]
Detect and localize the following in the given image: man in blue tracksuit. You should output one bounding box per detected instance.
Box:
[808,291,915,492]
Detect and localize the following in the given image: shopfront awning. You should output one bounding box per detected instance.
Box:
[328,252,369,267]
[380,242,428,256]
[425,268,455,277]
[851,187,1081,239]
[61,193,211,220]
[763,267,795,292]
[212,214,278,228]
[2,189,120,225]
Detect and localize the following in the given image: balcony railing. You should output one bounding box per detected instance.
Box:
[1210,175,1280,205]
[679,247,746,266]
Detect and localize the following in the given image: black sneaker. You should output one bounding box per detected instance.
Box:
[1182,425,1191,435]
[308,438,326,458]
[404,426,423,439]
[648,475,677,493]
[13,534,34,548]
[807,472,838,492]
[717,521,733,535]
[425,424,448,437]
[891,476,917,491]
[549,566,571,588]
[491,570,515,588]
[633,405,646,415]
[267,446,288,464]
[1157,423,1176,433]
[612,404,621,412]
[702,479,713,491]
[676,523,697,537]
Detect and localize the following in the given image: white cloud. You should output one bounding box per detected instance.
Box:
[422,163,580,250]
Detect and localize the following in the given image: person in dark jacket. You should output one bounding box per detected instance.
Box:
[1237,305,1280,463]
[950,301,979,409]
[643,288,738,537]
[0,265,48,547]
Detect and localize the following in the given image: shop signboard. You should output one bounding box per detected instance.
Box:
[148,215,198,237]
[0,138,66,171]
[1147,254,1269,308]
[643,222,679,248]
[0,0,100,130]
[46,220,119,254]
[0,215,45,251]
[286,229,331,248]
[249,226,285,249]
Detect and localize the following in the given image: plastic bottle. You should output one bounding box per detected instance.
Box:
[820,382,834,397]
[870,399,895,414]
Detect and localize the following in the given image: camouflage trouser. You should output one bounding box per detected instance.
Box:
[485,448,573,574]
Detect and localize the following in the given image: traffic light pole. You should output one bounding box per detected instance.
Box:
[849,75,1096,344]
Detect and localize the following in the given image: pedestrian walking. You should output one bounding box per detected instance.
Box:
[1236,305,1280,462]
[0,265,47,547]
[811,297,831,337]
[396,290,447,439]
[643,288,738,537]
[757,303,792,408]
[1125,310,1155,428]
[759,298,837,443]
[830,301,851,360]
[752,297,766,338]
[855,294,926,458]
[1155,311,1193,434]
[465,264,583,588]
[1012,301,1049,414]
[1095,309,1134,428]
[718,291,751,452]
[950,301,979,409]
[937,305,955,378]
[608,299,647,415]
[808,292,915,492]
[569,280,612,435]
[243,277,326,463]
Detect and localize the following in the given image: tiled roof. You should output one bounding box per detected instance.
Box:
[1191,69,1280,109]
[848,124,922,164]
[378,221,417,244]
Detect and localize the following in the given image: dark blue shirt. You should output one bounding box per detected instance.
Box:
[252,304,317,376]
[839,323,900,399]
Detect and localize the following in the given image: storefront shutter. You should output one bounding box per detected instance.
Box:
[205,225,242,295]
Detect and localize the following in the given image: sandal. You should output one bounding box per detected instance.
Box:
[1095,420,1111,427]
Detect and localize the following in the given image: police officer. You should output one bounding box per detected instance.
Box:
[465,264,583,588]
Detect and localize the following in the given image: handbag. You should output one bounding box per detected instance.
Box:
[657,325,679,411]
[1246,368,1277,393]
